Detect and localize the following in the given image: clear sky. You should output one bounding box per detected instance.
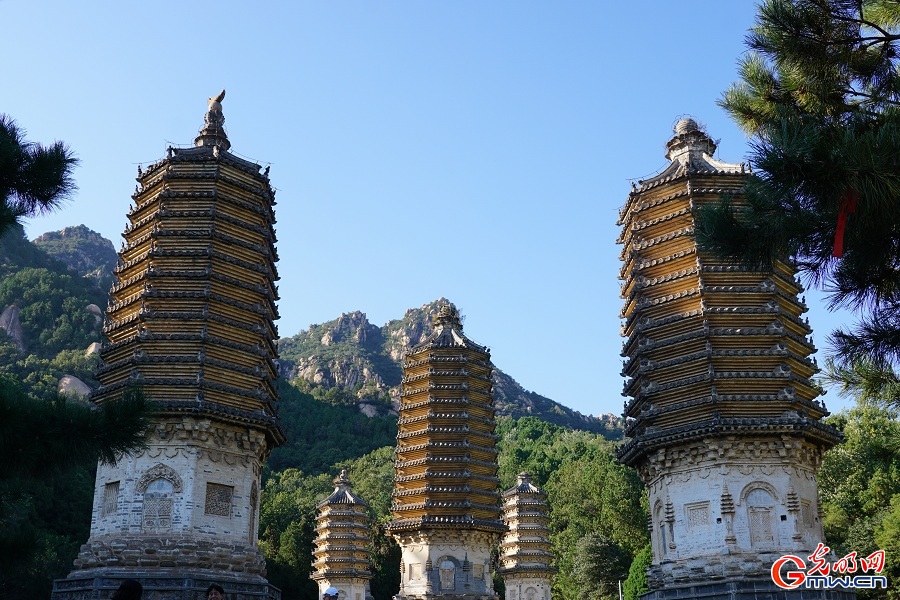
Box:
[3,1,857,417]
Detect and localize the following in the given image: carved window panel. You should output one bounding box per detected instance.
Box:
[410,563,422,580]
[654,503,667,557]
[801,500,814,527]
[685,501,710,529]
[749,508,774,545]
[473,564,484,579]
[205,483,233,517]
[102,481,119,517]
[747,487,776,546]
[439,560,455,590]
[142,478,174,531]
[525,587,537,600]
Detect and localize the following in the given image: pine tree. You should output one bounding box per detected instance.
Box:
[695,0,900,379]
[0,114,78,235]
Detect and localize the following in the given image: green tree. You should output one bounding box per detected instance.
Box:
[622,544,651,600]
[696,0,900,377]
[874,494,900,600]
[571,534,631,600]
[0,378,154,598]
[547,451,647,600]
[0,115,77,235]
[819,406,900,551]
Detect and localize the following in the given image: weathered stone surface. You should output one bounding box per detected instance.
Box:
[0,304,25,351]
[85,341,102,356]
[58,375,92,398]
[86,303,103,324]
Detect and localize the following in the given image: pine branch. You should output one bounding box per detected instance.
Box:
[0,380,155,480]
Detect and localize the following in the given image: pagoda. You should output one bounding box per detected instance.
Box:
[387,303,504,600]
[312,470,375,600]
[498,473,554,600]
[52,92,284,600]
[616,119,847,599]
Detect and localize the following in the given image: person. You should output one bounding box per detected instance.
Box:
[207,583,225,600]
[323,587,340,600]
[111,579,142,600]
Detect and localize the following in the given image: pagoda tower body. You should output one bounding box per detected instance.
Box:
[387,304,503,600]
[53,93,284,600]
[312,470,375,600]
[616,119,847,600]
[498,473,554,600]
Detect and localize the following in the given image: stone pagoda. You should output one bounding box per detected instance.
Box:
[388,303,504,600]
[616,118,846,599]
[312,470,375,600]
[53,92,284,600]
[498,473,554,600]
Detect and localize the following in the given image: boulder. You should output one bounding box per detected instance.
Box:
[0,304,25,351]
[86,303,103,325]
[58,375,92,398]
[358,403,379,418]
[85,342,102,357]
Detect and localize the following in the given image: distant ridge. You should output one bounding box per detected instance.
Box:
[278,298,623,437]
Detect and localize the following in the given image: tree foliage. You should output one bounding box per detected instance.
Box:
[571,534,631,600]
[0,379,154,599]
[696,0,900,371]
[818,405,900,599]
[0,115,77,235]
[874,494,900,600]
[622,544,651,600]
[267,379,397,474]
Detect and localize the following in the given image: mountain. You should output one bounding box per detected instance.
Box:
[2,225,622,437]
[32,225,118,291]
[278,299,623,437]
[0,225,105,398]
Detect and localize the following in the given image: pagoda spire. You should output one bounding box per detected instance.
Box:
[194,89,231,151]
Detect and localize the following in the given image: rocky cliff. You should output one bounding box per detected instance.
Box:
[278,299,622,436]
[32,225,117,290]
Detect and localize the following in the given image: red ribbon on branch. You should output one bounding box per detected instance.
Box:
[833,189,858,258]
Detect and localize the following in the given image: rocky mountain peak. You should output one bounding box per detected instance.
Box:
[321,311,378,346]
[278,299,622,437]
[32,225,117,290]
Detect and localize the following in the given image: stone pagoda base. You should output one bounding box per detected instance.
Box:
[51,571,280,600]
[501,577,551,600]
[640,578,856,600]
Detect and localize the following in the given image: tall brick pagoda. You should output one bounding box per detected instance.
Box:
[616,118,846,600]
[388,303,504,600]
[498,473,554,600]
[312,470,375,600]
[53,92,284,600]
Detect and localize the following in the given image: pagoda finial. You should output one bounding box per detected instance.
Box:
[433,303,462,331]
[665,115,715,161]
[195,89,231,151]
[334,468,352,488]
[517,471,531,485]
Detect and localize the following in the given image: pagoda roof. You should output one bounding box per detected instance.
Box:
[317,470,369,509]
[408,303,489,354]
[633,118,746,193]
[502,472,546,498]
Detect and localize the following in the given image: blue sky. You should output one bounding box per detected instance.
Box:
[3,1,857,416]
